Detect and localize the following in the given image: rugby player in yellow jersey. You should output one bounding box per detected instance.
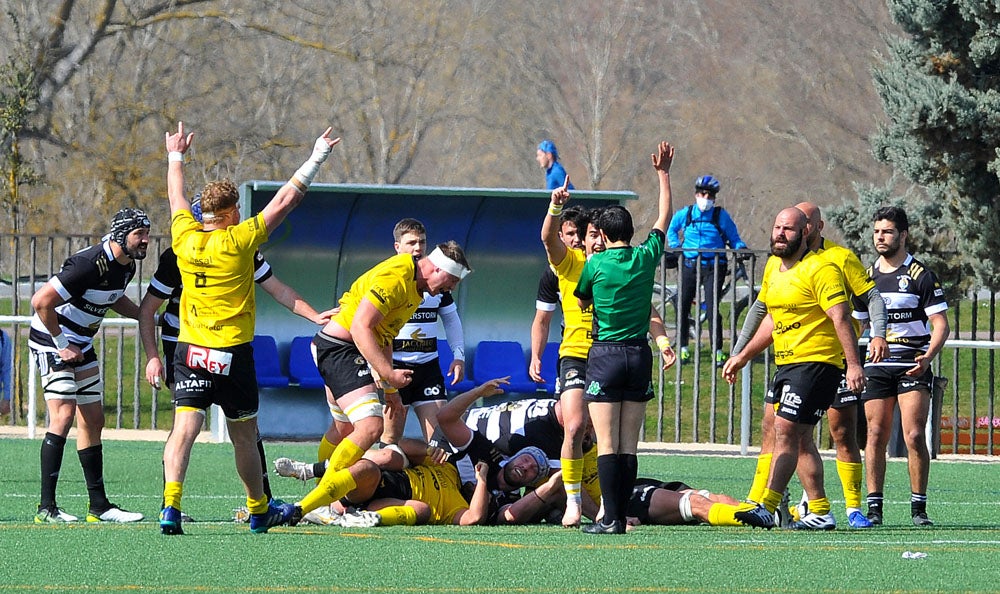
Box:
[160,122,340,535]
[732,202,888,529]
[288,240,471,524]
[540,146,676,527]
[540,177,604,527]
[314,378,550,528]
[723,207,865,529]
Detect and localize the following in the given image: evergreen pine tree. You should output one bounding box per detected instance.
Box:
[831,1,1000,291]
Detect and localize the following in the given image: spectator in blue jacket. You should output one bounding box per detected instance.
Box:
[536,140,575,190]
[0,328,12,416]
[667,175,747,366]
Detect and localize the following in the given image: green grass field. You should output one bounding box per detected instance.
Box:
[1,438,998,593]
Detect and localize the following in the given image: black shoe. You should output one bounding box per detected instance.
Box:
[581,520,625,534]
[911,511,934,527]
[866,509,883,526]
[288,504,304,527]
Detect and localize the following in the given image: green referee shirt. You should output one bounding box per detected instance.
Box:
[575,230,665,342]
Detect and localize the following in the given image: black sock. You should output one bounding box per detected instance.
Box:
[313,462,327,479]
[256,434,272,500]
[40,432,67,510]
[596,454,619,524]
[617,454,638,524]
[867,492,884,515]
[78,444,111,513]
[910,493,927,516]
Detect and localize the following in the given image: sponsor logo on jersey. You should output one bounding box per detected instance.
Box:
[779,387,801,409]
[185,345,233,376]
[175,378,213,391]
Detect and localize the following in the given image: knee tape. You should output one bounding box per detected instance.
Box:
[697,489,712,499]
[41,368,78,401]
[328,401,349,422]
[75,375,104,405]
[345,393,383,424]
[679,491,695,522]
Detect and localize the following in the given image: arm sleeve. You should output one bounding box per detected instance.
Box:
[438,296,465,360]
[863,286,887,339]
[732,298,767,355]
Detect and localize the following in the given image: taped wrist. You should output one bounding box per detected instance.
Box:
[291,136,333,191]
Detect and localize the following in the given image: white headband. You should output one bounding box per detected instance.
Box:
[427,247,471,280]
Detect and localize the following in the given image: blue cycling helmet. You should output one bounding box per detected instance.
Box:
[694,175,720,195]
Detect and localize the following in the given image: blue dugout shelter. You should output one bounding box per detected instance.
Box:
[240,182,636,438]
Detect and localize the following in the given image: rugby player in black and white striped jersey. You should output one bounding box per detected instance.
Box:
[28,208,151,524]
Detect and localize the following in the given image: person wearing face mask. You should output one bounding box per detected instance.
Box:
[666,175,747,367]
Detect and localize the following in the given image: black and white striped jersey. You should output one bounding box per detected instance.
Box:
[855,253,948,365]
[392,291,461,365]
[29,241,137,352]
[463,398,563,460]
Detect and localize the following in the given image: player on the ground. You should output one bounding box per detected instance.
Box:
[289,239,471,521]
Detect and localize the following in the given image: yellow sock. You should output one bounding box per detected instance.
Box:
[761,488,783,513]
[377,505,417,526]
[246,493,269,515]
[747,453,772,503]
[708,503,744,526]
[836,460,863,510]
[298,467,358,513]
[582,448,602,502]
[561,457,583,502]
[318,435,337,463]
[808,497,831,515]
[328,439,366,473]
[163,481,183,510]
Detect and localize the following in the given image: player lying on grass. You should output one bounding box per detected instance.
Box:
[283,378,550,527]
[275,394,602,525]
[497,468,748,527]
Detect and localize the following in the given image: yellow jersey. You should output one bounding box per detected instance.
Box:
[758,251,849,367]
[404,464,470,525]
[552,249,593,359]
[333,253,422,347]
[816,238,875,335]
[171,210,267,348]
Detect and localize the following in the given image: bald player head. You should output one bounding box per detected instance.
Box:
[794,201,824,251]
[770,207,809,261]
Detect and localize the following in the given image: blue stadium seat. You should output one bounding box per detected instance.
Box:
[437,339,476,393]
[288,336,326,389]
[472,340,539,394]
[539,341,561,394]
[251,335,289,388]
